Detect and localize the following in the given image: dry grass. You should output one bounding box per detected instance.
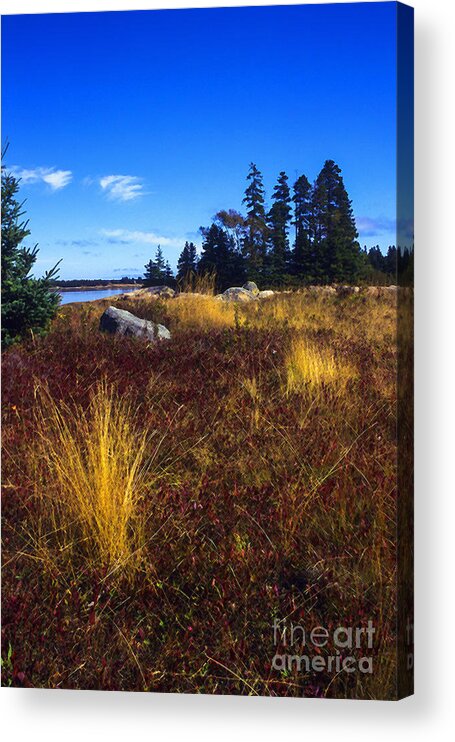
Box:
[177,269,217,295]
[114,288,397,347]
[33,381,150,579]
[1,289,404,697]
[171,294,237,330]
[285,337,357,394]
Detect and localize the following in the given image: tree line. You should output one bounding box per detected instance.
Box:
[2,146,411,348]
[144,160,411,292]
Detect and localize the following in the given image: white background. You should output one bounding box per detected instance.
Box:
[1,0,454,739]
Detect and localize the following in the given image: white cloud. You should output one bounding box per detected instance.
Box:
[11,166,72,191]
[100,228,184,248]
[99,175,144,202]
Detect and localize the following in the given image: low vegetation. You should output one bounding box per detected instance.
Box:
[2,289,401,697]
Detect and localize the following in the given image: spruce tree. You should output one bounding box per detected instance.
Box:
[292,174,314,280]
[268,171,291,278]
[214,209,246,253]
[311,160,361,283]
[367,245,385,272]
[143,245,171,286]
[242,163,268,276]
[384,245,398,276]
[1,148,60,347]
[164,260,175,285]
[155,245,166,275]
[176,241,198,281]
[198,223,245,291]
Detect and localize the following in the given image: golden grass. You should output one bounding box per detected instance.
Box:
[110,287,397,350]
[34,381,150,578]
[285,337,357,395]
[171,294,237,330]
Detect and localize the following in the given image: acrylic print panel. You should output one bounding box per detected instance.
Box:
[1,2,414,699]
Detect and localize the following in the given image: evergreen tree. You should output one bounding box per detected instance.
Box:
[164,260,175,285]
[155,245,166,274]
[1,147,61,348]
[198,223,245,291]
[143,245,171,286]
[268,171,291,277]
[176,241,198,281]
[384,245,398,276]
[367,245,385,272]
[292,173,314,279]
[311,160,361,282]
[214,209,246,253]
[242,163,268,275]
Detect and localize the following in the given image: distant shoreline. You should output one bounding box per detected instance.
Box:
[53,284,139,293]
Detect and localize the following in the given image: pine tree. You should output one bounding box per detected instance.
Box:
[1,147,61,347]
[367,245,385,272]
[242,163,268,275]
[155,245,166,274]
[198,223,245,291]
[268,171,291,277]
[177,241,198,281]
[384,245,397,276]
[311,160,361,283]
[164,260,175,284]
[143,245,171,286]
[292,174,314,279]
[214,209,246,253]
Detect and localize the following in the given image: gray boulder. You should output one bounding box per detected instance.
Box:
[140,285,175,298]
[99,306,170,341]
[242,281,260,296]
[219,287,257,302]
[257,290,274,299]
[336,285,360,297]
[305,286,336,297]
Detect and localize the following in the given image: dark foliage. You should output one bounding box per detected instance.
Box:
[1,146,60,348]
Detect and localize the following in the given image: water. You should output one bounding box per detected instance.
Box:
[58,288,137,305]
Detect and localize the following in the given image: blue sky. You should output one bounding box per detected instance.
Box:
[2,3,398,279]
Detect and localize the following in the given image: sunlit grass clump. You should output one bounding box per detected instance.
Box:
[285,337,357,394]
[172,294,237,329]
[34,381,150,578]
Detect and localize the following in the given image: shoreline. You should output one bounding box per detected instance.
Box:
[52,284,140,293]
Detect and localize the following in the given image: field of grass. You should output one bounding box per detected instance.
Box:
[2,289,401,697]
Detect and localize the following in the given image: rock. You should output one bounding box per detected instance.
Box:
[99,306,170,341]
[140,285,175,298]
[219,287,257,302]
[257,290,274,299]
[307,285,336,296]
[242,281,259,296]
[336,285,360,297]
[364,286,381,297]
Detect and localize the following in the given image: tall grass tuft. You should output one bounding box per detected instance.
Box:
[34,381,150,578]
[178,269,217,295]
[285,337,357,394]
[171,294,237,329]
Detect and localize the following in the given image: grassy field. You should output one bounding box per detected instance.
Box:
[1,288,400,697]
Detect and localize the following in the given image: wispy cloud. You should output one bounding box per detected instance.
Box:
[100,228,184,248]
[11,166,72,191]
[55,239,98,247]
[112,267,143,274]
[356,215,396,237]
[99,175,144,202]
